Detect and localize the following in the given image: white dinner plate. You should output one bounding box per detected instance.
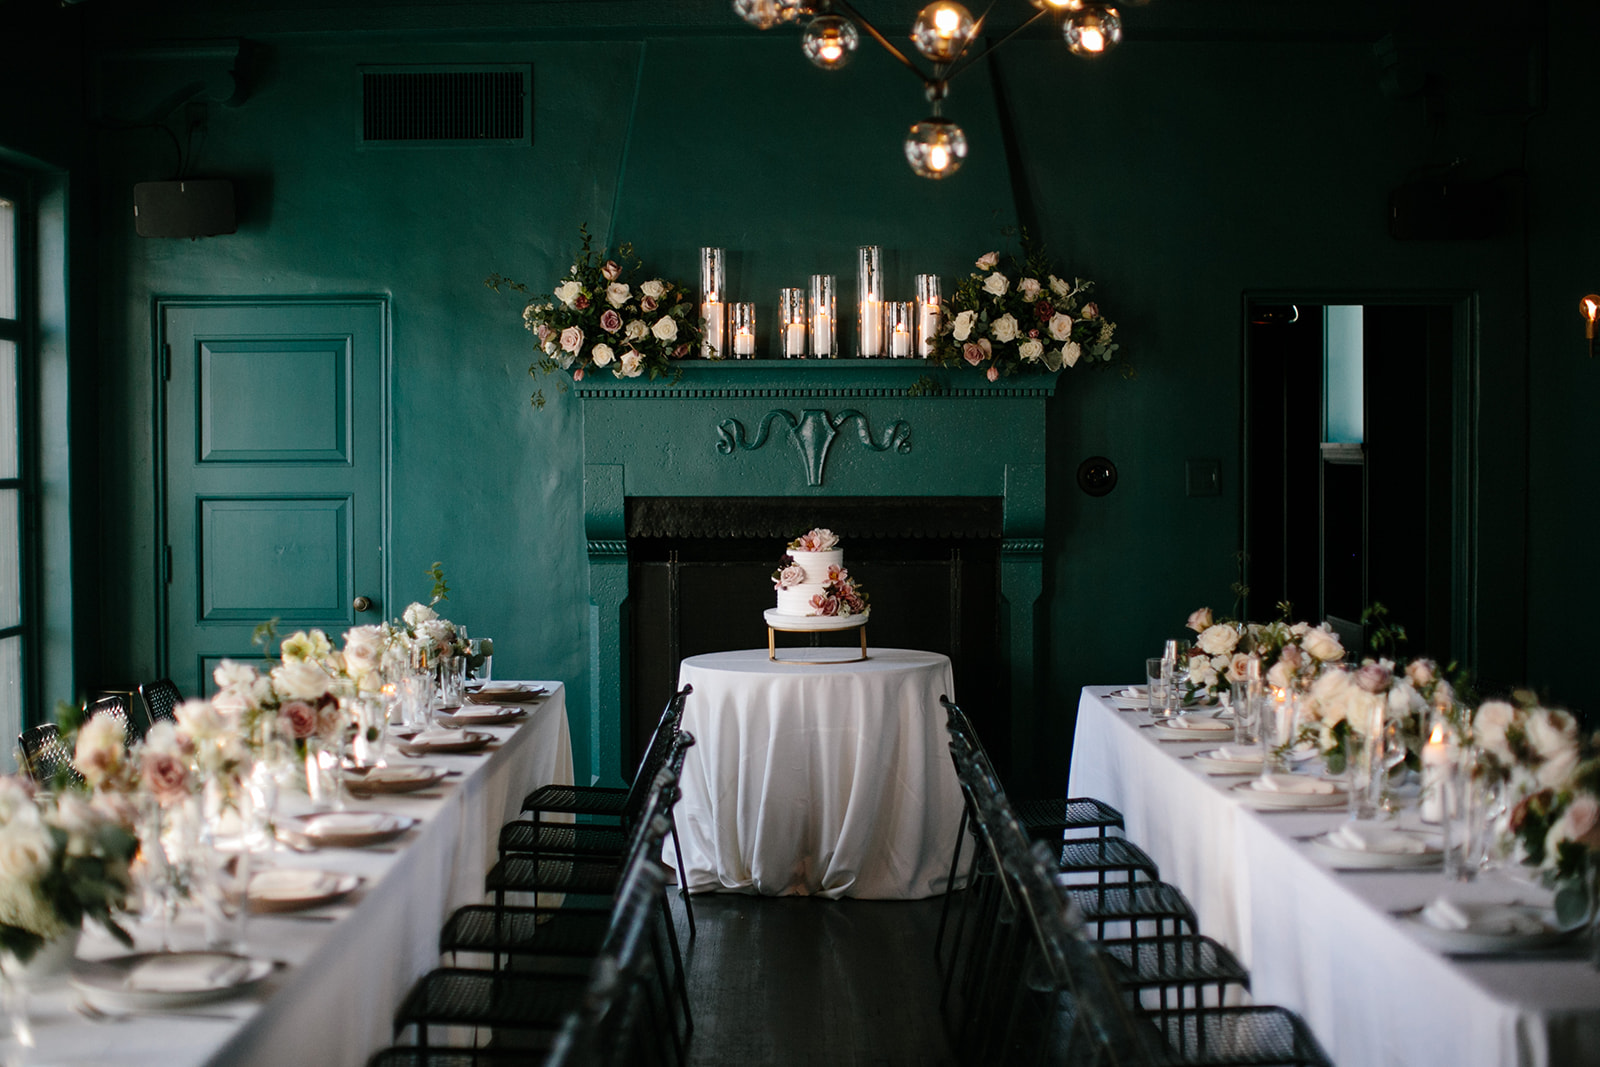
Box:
[1396,903,1580,954]
[434,706,528,727]
[248,868,363,912]
[280,811,416,848]
[1306,830,1442,869]
[71,951,277,1010]
[344,764,448,795]
[399,729,495,755]
[1149,717,1235,742]
[1231,779,1347,809]
[465,684,547,705]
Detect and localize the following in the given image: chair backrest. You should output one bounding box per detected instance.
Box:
[87,693,139,745]
[622,684,692,817]
[17,723,86,787]
[618,731,695,874]
[137,677,183,730]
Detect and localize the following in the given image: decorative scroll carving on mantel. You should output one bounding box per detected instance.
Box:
[716,408,912,487]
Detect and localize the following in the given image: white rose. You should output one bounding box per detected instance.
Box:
[271,659,334,702]
[591,343,615,367]
[990,314,1019,343]
[0,820,53,883]
[1018,278,1041,301]
[553,280,582,308]
[213,659,261,693]
[1300,626,1344,662]
[624,319,650,342]
[952,310,977,342]
[74,714,126,787]
[1062,341,1082,368]
[342,625,387,677]
[402,602,437,628]
[1471,700,1516,762]
[639,279,666,300]
[174,698,234,744]
[619,350,644,378]
[1048,275,1072,297]
[1017,339,1044,363]
[1197,623,1240,657]
[975,251,999,270]
[1048,313,1074,341]
[651,316,678,342]
[982,272,1009,298]
[605,282,630,308]
[1266,660,1294,690]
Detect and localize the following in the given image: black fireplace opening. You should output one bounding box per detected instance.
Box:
[623,496,1008,779]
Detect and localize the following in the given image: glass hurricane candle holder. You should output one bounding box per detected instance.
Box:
[732,302,757,358]
[809,274,837,358]
[856,245,883,358]
[915,274,941,357]
[701,246,726,359]
[780,288,807,358]
[888,301,914,358]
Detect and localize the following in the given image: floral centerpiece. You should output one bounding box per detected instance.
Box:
[488,225,703,408]
[928,247,1120,381]
[0,778,138,964]
[1179,606,1345,702]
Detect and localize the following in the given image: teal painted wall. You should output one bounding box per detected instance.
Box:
[5,0,1596,790]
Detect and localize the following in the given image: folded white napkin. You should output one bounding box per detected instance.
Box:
[250,869,336,900]
[445,706,508,720]
[479,681,520,692]
[305,812,389,835]
[413,727,468,745]
[1118,686,1147,699]
[1323,823,1429,854]
[1419,897,1548,936]
[1212,744,1263,763]
[1252,774,1337,795]
[125,954,249,993]
[1167,716,1230,732]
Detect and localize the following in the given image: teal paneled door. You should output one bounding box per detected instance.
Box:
[158,299,388,697]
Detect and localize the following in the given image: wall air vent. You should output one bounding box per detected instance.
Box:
[359,65,531,146]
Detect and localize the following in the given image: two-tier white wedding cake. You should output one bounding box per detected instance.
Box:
[769,528,868,622]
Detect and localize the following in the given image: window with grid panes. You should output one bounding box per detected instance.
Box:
[0,179,28,747]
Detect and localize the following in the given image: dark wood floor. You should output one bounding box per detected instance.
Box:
[676,892,959,1067]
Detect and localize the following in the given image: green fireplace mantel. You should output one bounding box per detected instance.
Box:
[578,360,1058,787]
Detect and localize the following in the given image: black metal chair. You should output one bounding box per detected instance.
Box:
[86,692,140,744]
[137,677,183,733]
[17,723,85,787]
[516,684,695,939]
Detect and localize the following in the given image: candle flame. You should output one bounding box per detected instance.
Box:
[1429,723,1446,744]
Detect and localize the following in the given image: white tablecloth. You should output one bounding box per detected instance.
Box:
[669,647,963,900]
[1068,685,1600,1067]
[23,682,572,1067]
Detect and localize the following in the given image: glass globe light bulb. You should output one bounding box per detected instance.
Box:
[733,0,781,30]
[912,2,976,63]
[802,15,860,69]
[904,118,968,179]
[1582,294,1600,340]
[1063,5,1123,56]
[775,0,818,23]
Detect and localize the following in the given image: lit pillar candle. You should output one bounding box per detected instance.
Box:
[1421,723,1450,823]
[734,327,754,356]
[916,273,942,357]
[892,324,912,357]
[860,299,882,357]
[703,300,724,359]
[786,322,806,356]
[813,311,833,356]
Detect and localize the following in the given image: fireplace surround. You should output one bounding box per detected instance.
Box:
[578,361,1056,787]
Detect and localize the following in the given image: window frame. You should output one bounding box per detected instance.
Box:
[0,164,40,732]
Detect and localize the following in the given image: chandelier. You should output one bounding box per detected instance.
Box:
[733,0,1126,179]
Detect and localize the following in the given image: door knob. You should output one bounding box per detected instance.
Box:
[353,595,374,613]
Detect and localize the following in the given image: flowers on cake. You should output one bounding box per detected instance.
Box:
[772,562,807,590]
[810,565,868,618]
[929,246,1120,378]
[789,528,839,553]
[487,224,703,408]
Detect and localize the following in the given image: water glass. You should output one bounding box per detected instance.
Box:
[1230,680,1260,747]
[198,842,251,954]
[398,672,435,729]
[438,654,466,708]
[1260,691,1298,776]
[1344,730,1381,821]
[1441,754,1487,881]
[1145,657,1175,718]
[305,737,346,812]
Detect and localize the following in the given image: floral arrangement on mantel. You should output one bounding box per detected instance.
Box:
[487,225,703,409]
[928,248,1121,381]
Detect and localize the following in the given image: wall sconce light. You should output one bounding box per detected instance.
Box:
[1582,294,1600,358]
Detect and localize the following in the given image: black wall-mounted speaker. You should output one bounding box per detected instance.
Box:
[133,180,237,238]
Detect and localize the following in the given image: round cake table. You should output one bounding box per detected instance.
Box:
[667,647,964,900]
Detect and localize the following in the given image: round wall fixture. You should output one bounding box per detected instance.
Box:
[1077,456,1118,497]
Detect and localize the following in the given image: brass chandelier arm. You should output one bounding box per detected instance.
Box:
[944,6,1053,84]
[828,0,937,89]
[821,0,1055,95]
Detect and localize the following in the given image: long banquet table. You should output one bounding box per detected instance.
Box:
[1068,685,1600,1067]
[20,682,572,1067]
[669,647,963,900]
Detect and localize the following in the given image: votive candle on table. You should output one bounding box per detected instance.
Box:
[857,245,884,357]
[889,301,914,357]
[700,247,726,359]
[780,287,807,358]
[915,274,941,357]
[810,274,837,358]
[1420,723,1451,824]
[732,302,757,358]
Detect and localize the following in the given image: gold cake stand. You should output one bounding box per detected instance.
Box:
[763,609,870,664]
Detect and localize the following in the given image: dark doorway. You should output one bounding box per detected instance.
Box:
[624,496,1005,779]
[1244,299,1463,662]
